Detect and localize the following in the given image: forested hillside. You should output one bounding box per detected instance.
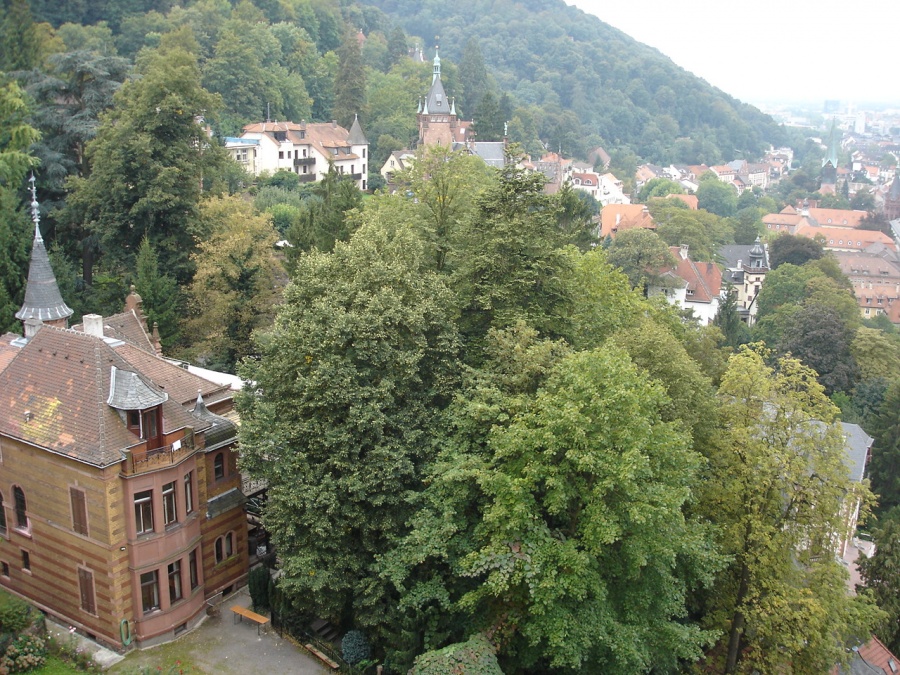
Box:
[364,0,788,163]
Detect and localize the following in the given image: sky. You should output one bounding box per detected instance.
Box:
[567,0,899,108]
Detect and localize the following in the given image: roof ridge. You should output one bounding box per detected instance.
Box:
[93,339,107,457]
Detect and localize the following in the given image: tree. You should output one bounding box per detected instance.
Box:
[410,634,502,675]
[0,0,41,72]
[704,347,879,674]
[777,303,859,395]
[697,178,737,217]
[473,91,504,141]
[0,81,39,334]
[858,516,900,655]
[236,219,460,633]
[714,283,749,349]
[134,237,180,351]
[768,233,824,269]
[637,177,683,202]
[868,383,900,516]
[64,37,227,284]
[606,228,674,292]
[553,181,598,252]
[457,346,717,672]
[385,26,407,69]
[187,196,282,372]
[332,29,366,129]
[457,37,488,118]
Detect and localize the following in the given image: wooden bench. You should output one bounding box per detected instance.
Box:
[230,605,270,635]
[304,644,339,670]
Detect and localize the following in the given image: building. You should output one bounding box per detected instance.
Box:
[651,245,723,324]
[0,189,248,650]
[834,244,900,322]
[416,47,472,148]
[599,204,655,238]
[719,239,770,324]
[226,117,369,190]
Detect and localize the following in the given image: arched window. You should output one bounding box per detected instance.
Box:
[13,486,27,531]
[0,492,6,535]
[214,453,225,481]
[215,537,224,563]
[225,532,234,558]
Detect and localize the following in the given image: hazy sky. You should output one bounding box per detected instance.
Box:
[567,0,899,107]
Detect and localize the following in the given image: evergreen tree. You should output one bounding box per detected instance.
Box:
[134,236,180,351]
[472,91,503,141]
[332,29,366,130]
[0,0,41,72]
[858,516,900,655]
[457,37,488,118]
[714,283,749,349]
[385,26,407,69]
[869,382,900,517]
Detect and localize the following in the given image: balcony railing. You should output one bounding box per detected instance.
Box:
[298,174,316,183]
[122,429,195,475]
[294,157,315,166]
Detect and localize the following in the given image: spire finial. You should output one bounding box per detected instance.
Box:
[432,40,441,84]
[28,173,41,241]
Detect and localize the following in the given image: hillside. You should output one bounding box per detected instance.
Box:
[364,0,787,164]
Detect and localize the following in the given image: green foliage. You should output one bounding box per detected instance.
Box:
[0,596,32,635]
[65,40,227,284]
[134,237,180,351]
[768,233,824,269]
[340,630,371,665]
[2,635,46,673]
[606,228,674,291]
[714,283,750,349]
[702,346,880,673]
[332,29,366,129]
[637,177,683,202]
[237,219,460,634]
[696,179,737,217]
[858,517,900,655]
[869,383,900,517]
[777,303,858,395]
[410,634,501,675]
[248,566,271,613]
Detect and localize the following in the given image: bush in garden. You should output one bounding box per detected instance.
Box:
[341,630,371,665]
[248,566,270,612]
[0,599,32,635]
[1,635,46,673]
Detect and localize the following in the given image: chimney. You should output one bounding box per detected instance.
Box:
[151,322,163,356]
[615,213,621,226]
[332,120,337,128]
[680,244,689,260]
[23,318,42,339]
[83,314,104,338]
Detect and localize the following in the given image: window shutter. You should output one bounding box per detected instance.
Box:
[78,568,95,614]
[70,488,88,536]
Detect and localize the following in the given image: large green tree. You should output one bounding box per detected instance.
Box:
[332,28,366,129]
[858,516,900,654]
[868,383,900,517]
[64,36,227,284]
[704,346,880,674]
[237,219,460,632]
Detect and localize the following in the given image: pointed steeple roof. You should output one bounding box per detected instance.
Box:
[822,118,839,169]
[348,114,367,145]
[424,46,450,116]
[15,175,73,324]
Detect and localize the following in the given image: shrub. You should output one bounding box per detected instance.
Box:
[248,567,270,613]
[341,630,371,665]
[0,599,31,635]
[1,635,46,673]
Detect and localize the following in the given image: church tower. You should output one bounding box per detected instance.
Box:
[15,175,73,331]
[820,118,839,195]
[417,46,470,147]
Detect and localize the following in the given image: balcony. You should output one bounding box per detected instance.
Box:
[123,429,195,476]
[294,157,315,167]
[348,173,363,181]
[298,174,316,183]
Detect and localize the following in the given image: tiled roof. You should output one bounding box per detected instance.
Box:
[808,208,869,228]
[241,121,362,162]
[0,326,204,467]
[73,310,156,354]
[663,247,722,303]
[16,225,73,323]
[0,333,19,374]
[795,223,895,250]
[666,194,698,209]
[600,204,655,237]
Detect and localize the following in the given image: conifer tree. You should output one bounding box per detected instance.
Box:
[332,29,366,129]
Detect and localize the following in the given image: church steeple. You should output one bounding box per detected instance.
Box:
[432,45,441,84]
[15,174,73,328]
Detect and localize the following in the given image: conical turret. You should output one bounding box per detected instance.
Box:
[15,175,73,328]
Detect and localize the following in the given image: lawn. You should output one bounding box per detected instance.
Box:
[34,656,82,674]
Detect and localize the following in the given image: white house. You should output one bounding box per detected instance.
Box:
[225,117,369,191]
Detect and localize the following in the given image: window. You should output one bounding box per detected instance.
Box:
[140,571,160,613]
[70,488,88,536]
[143,409,158,441]
[13,487,27,532]
[128,411,140,434]
[21,550,30,571]
[184,473,194,515]
[362,148,366,158]
[78,568,96,614]
[189,549,199,589]
[168,560,182,603]
[302,165,307,174]
[134,490,154,535]
[214,453,225,480]
[0,492,6,536]
[216,533,234,564]
[162,482,177,526]
[1,561,8,577]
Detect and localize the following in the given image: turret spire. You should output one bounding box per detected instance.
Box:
[16,174,74,327]
[432,44,441,84]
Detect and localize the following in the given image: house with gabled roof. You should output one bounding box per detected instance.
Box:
[720,238,770,324]
[0,189,247,650]
[650,245,723,324]
[599,203,654,238]
[226,116,369,190]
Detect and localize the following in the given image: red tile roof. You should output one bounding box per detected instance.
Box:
[808,208,869,228]
[666,194,699,209]
[600,204,655,237]
[663,247,722,303]
[794,223,896,251]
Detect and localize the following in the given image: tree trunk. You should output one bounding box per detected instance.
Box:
[725,563,751,673]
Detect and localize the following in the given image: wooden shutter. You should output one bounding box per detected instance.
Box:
[70,488,88,536]
[78,568,95,614]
